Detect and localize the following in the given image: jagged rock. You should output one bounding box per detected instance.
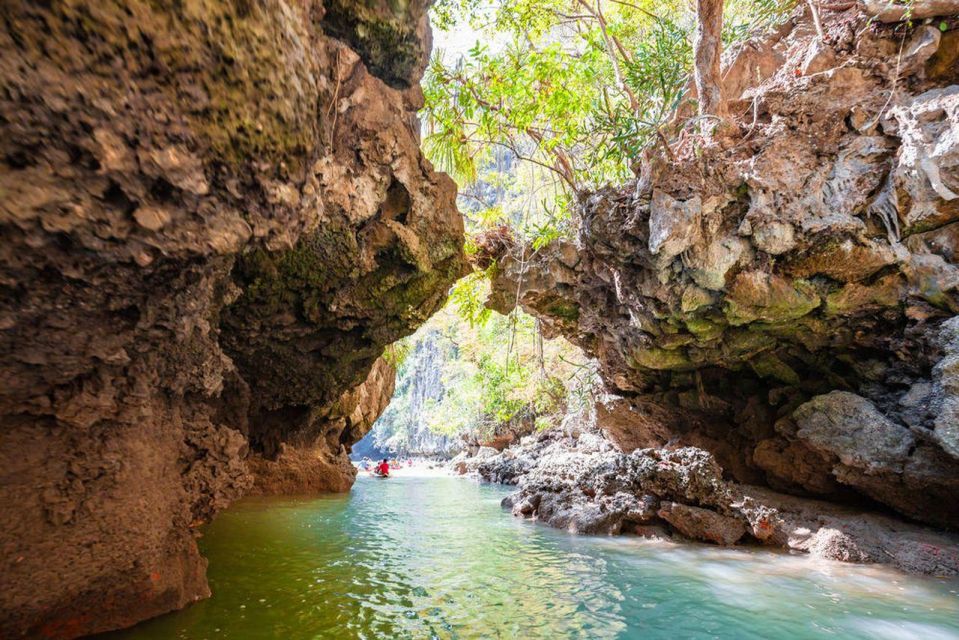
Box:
[792,391,913,474]
[0,1,463,637]
[648,191,702,263]
[801,39,837,76]
[931,317,959,458]
[449,446,501,476]
[886,85,959,233]
[773,391,956,528]
[248,358,396,494]
[863,0,959,22]
[487,6,959,529]
[657,502,746,546]
[480,430,959,575]
[899,26,943,75]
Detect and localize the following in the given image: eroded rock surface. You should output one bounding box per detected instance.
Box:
[0,1,463,637]
[247,357,397,495]
[482,430,959,576]
[487,6,959,528]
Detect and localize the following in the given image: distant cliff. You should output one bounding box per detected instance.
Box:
[365,330,462,457]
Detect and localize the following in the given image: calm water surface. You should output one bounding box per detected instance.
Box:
[105,475,959,639]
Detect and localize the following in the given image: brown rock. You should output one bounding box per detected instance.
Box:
[487,5,959,533]
[657,502,747,546]
[497,432,959,575]
[0,1,463,637]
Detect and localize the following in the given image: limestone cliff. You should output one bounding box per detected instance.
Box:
[488,6,959,529]
[0,1,464,637]
[367,330,461,457]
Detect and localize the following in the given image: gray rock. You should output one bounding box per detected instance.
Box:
[751,220,796,255]
[932,317,959,460]
[482,428,959,575]
[648,191,702,262]
[793,391,914,474]
[657,502,746,546]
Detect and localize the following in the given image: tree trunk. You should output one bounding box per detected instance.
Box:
[694,0,728,119]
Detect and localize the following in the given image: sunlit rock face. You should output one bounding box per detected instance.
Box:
[0,1,464,637]
[489,7,959,529]
[481,428,959,576]
[367,330,462,457]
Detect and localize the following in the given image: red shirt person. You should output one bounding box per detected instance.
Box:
[377,459,390,476]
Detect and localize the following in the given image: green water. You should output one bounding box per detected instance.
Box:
[105,475,959,640]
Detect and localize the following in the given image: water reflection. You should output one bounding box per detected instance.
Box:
[103,476,959,640]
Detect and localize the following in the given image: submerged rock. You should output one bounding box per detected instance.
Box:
[0,1,464,637]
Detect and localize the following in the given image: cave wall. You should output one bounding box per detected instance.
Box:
[0,1,463,637]
[488,7,959,529]
[247,356,398,495]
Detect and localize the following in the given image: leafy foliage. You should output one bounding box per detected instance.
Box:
[377,0,796,449]
[423,0,796,243]
[423,301,600,440]
[382,340,412,367]
[373,291,600,448]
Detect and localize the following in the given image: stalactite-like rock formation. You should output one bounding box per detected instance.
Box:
[488,7,959,529]
[0,1,464,637]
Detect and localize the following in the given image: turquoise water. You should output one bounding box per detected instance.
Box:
[105,475,959,639]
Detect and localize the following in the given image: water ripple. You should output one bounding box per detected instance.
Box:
[102,476,959,640]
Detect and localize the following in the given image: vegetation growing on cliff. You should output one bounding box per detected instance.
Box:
[423,0,796,243]
[381,0,801,450]
[371,278,599,453]
[410,1,800,418]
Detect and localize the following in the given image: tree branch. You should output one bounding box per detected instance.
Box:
[693,0,728,119]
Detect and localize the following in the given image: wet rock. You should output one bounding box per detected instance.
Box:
[657,502,746,546]
[450,446,501,476]
[486,430,959,575]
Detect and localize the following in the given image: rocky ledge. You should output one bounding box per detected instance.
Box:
[464,428,959,576]
[487,5,959,530]
[0,1,463,637]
